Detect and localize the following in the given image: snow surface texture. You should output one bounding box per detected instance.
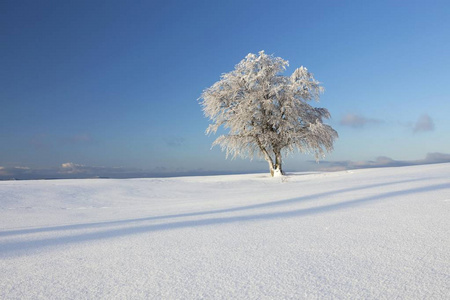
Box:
[1,163,449,299]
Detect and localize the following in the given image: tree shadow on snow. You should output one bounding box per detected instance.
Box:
[1,180,449,256]
[0,178,422,238]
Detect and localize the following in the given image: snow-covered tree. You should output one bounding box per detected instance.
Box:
[199,51,338,177]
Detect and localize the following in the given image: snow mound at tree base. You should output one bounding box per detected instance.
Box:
[272,168,283,177]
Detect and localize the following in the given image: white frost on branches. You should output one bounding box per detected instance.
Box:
[199,51,338,176]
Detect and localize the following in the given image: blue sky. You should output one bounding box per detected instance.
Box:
[1,0,450,179]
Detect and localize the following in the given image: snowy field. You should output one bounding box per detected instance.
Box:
[1,163,449,299]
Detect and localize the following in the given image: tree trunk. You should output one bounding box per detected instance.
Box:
[269,163,275,177]
[256,138,284,177]
[266,158,281,177]
[273,150,284,177]
[267,151,284,177]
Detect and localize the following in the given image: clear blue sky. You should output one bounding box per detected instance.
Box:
[1,0,450,178]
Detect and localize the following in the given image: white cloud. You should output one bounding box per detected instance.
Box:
[0,166,32,178]
[59,162,139,176]
[0,163,146,180]
[60,162,85,174]
[61,162,77,168]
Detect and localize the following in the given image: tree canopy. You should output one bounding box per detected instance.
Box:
[200,51,338,176]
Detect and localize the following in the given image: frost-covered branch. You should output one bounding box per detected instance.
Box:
[199,51,338,177]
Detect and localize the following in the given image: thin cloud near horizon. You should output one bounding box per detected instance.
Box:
[2,153,450,180]
[313,152,450,171]
[339,113,383,128]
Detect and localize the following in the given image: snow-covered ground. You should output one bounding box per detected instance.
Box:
[1,163,449,299]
